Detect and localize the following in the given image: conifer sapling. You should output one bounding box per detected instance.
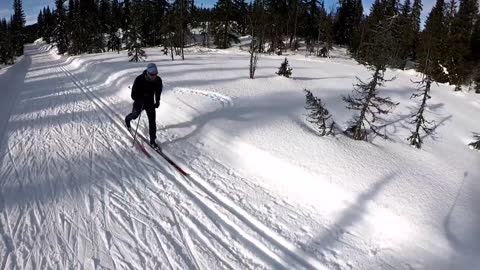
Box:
[304,89,335,136]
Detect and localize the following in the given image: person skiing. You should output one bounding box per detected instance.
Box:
[125,63,163,148]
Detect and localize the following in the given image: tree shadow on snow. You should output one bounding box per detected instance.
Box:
[296,172,396,269]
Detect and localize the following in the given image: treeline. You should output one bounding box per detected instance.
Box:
[2,0,479,90]
[0,0,27,65]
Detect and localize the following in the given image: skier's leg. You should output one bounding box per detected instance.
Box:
[125,101,142,128]
[145,106,157,143]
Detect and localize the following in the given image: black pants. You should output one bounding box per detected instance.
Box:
[126,101,156,142]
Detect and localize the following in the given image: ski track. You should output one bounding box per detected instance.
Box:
[0,45,327,269]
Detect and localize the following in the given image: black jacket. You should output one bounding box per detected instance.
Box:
[131,70,163,107]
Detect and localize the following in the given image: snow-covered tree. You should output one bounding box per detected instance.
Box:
[276,58,292,78]
[304,89,335,136]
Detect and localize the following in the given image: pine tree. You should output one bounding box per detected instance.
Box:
[0,18,13,65]
[276,58,292,77]
[417,0,448,82]
[469,133,480,150]
[471,18,480,93]
[213,0,240,48]
[37,10,44,38]
[107,0,122,53]
[11,0,26,56]
[68,0,83,54]
[54,0,69,54]
[126,25,146,62]
[304,89,335,136]
[410,0,422,60]
[407,74,435,148]
[43,7,55,44]
[126,1,146,62]
[396,0,414,66]
[334,0,363,49]
[76,0,104,53]
[98,0,111,34]
[446,0,479,90]
[171,0,194,59]
[344,14,401,140]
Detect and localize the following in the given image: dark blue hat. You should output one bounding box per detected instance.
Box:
[147,63,158,75]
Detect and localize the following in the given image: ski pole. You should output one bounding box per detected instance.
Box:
[132,104,144,147]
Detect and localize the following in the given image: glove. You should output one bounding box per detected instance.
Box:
[154,101,160,108]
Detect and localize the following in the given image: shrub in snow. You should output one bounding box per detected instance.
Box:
[469,133,480,150]
[304,89,335,136]
[276,58,292,78]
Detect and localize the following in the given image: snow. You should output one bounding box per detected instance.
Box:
[0,42,479,270]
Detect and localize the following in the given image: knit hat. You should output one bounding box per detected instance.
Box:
[146,63,158,75]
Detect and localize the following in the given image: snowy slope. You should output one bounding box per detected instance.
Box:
[0,43,479,270]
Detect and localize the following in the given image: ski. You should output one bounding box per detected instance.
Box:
[127,127,152,158]
[134,132,190,176]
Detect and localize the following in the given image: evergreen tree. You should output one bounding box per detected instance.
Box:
[11,0,26,56]
[417,0,448,82]
[68,0,84,54]
[410,0,422,60]
[37,10,44,38]
[126,1,146,62]
[304,89,335,136]
[344,14,401,140]
[54,0,69,54]
[213,0,240,49]
[469,133,480,150]
[397,0,414,66]
[107,0,122,53]
[407,74,435,148]
[98,0,111,34]
[171,0,194,59]
[471,17,480,93]
[276,58,292,77]
[43,7,55,44]
[0,18,14,65]
[126,24,146,61]
[77,0,104,53]
[446,0,479,90]
[334,0,363,49]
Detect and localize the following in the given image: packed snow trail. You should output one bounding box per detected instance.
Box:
[0,46,328,269]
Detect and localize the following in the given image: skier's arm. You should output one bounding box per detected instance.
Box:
[131,77,141,100]
[155,78,162,104]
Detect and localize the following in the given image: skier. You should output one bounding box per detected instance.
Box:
[125,63,163,148]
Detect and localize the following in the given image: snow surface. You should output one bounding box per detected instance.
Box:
[0,43,479,270]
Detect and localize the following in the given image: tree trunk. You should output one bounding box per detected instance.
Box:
[354,67,381,140]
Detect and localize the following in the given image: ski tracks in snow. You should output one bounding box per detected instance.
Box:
[0,45,327,269]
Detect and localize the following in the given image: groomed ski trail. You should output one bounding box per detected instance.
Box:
[0,44,327,269]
